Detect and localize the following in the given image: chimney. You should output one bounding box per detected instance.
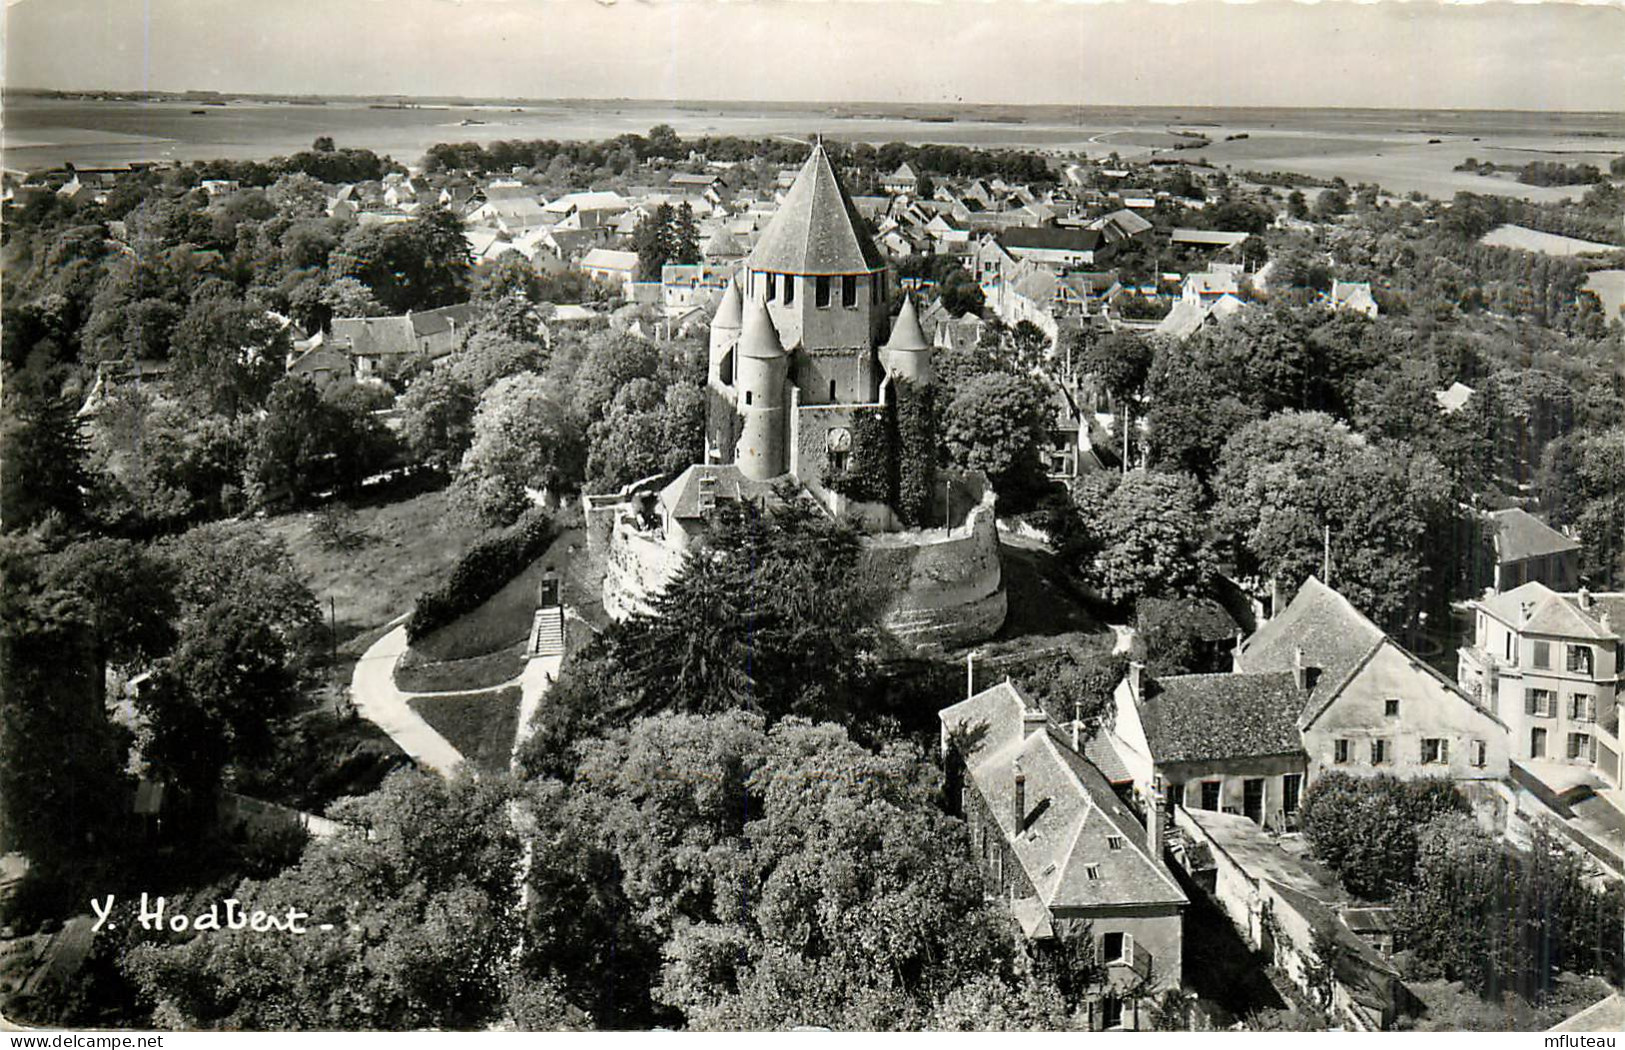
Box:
[1601,610,1613,637]
[1012,758,1027,830]
[1232,629,1246,672]
[1127,660,1145,700]
[1022,706,1048,740]
[1148,780,1166,862]
[1293,647,1308,691]
[1578,587,1593,611]
[1072,699,1084,752]
[966,651,976,699]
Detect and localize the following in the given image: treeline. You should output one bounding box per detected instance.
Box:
[423,124,1055,186]
[1453,157,1612,188]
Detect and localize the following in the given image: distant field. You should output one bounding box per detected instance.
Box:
[1583,270,1625,321]
[6,96,1623,203]
[1480,224,1623,257]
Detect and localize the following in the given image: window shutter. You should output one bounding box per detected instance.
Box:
[1526,691,1537,715]
[1440,739,1449,762]
[1123,932,1134,963]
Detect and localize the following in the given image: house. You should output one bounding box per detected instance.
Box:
[466,188,548,234]
[1457,582,1622,790]
[661,262,734,314]
[579,248,641,293]
[1329,280,1379,319]
[542,191,631,230]
[1434,381,1475,414]
[1170,228,1251,251]
[1484,507,1581,593]
[286,340,351,387]
[1235,576,1511,784]
[939,680,1187,1030]
[1180,265,1242,306]
[882,162,919,196]
[1175,808,1409,1031]
[1107,661,1309,831]
[327,303,481,380]
[1090,208,1155,246]
[1116,188,1157,210]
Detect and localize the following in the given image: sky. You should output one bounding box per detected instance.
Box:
[4,0,1623,111]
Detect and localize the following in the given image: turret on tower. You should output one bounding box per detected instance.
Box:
[733,296,789,481]
[880,293,934,387]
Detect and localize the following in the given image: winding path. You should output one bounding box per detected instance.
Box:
[350,625,467,777]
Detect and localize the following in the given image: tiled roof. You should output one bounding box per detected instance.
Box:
[711,280,743,330]
[657,463,784,521]
[996,225,1102,253]
[581,248,639,271]
[1140,671,1307,764]
[1234,576,1384,722]
[1489,507,1580,563]
[738,295,784,359]
[748,143,886,275]
[1171,228,1251,246]
[882,295,930,353]
[940,682,1187,917]
[1480,582,1618,641]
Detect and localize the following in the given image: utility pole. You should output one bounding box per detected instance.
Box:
[1322,525,1331,584]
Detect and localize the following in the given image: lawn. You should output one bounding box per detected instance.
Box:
[394,645,527,693]
[262,485,492,654]
[408,687,522,776]
[394,527,589,691]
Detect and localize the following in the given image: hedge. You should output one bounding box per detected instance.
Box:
[405,507,555,642]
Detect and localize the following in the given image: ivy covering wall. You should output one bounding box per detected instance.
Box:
[820,379,939,528]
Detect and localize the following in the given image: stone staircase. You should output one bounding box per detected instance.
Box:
[528,606,566,659]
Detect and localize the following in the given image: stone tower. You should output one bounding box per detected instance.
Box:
[733,295,789,480]
[880,293,934,386]
[741,141,890,405]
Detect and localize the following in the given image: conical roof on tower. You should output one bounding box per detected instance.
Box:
[738,295,785,359]
[748,141,887,276]
[712,279,743,330]
[883,294,930,353]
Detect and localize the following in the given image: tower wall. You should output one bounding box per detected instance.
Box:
[734,351,789,480]
[747,269,889,358]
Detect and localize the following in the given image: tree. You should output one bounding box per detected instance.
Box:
[1077,330,1153,410]
[584,378,705,493]
[169,296,287,417]
[672,202,700,265]
[319,275,386,320]
[245,376,397,508]
[473,252,543,305]
[397,366,478,471]
[0,382,91,530]
[1297,772,1467,901]
[943,372,1051,505]
[1395,813,1623,1001]
[1085,469,1215,607]
[456,372,585,523]
[0,535,131,881]
[43,538,178,700]
[634,202,677,281]
[517,711,1089,1030]
[1313,187,1350,220]
[312,135,336,153]
[126,770,524,1030]
[1212,412,1455,633]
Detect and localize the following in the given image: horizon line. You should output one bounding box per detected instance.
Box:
[7,88,1624,118]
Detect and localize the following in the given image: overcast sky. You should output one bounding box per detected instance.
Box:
[5,0,1623,111]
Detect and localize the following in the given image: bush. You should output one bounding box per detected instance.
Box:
[1297,771,1468,900]
[405,507,555,642]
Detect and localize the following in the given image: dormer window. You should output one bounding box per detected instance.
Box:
[1084,864,1101,880]
[766,273,777,300]
[815,275,831,308]
[842,274,858,308]
[1107,836,1124,851]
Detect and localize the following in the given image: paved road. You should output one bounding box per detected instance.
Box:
[350,625,466,777]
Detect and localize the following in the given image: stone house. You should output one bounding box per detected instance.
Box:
[940,680,1187,1030]
[1458,582,1622,790]
[1484,507,1581,593]
[1235,576,1511,784]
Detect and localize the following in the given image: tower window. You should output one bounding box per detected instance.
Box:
[829,379,837,401]
[766,273,776,300]
[784,275,794,305]
[842,274,858,308]
[744,391,753,406]
[816,275,831,308]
